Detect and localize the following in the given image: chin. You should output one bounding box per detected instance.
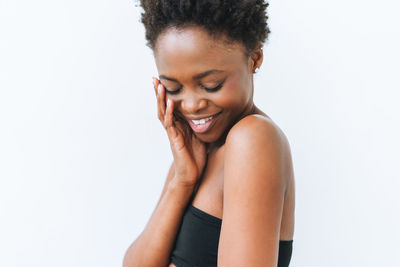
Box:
[191,131,212,142]
[195,134,216,143]
[195,130,226,146]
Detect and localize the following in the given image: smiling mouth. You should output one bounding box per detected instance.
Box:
[185,112,222,134]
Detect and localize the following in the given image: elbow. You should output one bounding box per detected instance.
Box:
[123,241,143,267]
[122,244,135,267]
[123,242,166,267]
[123,256,166,267]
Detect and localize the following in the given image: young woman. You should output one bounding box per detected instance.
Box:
[124,1,295,266]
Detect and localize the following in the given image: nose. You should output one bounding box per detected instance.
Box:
[180,92,207,114]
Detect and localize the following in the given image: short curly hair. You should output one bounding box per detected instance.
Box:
[139,0,270,55]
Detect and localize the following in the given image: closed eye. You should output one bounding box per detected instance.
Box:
[164,79,226,95]
[164,87,181,95]
[201,77,226,92]
[200,82,224,92]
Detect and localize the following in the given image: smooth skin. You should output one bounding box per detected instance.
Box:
[123,25,295,267]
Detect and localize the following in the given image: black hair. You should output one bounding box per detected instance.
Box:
[139,0,270,55]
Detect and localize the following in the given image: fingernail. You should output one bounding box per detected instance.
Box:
[167,99,171,105]
[158,84,162,94]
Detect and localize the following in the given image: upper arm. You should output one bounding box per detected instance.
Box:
[218,115,288,267]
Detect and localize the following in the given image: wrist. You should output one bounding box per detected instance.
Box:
[165,179,196,206]
[168,177,197,193]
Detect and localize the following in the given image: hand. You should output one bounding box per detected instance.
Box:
[152,77,207,187]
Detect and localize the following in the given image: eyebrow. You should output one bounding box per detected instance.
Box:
[159,69,224,82]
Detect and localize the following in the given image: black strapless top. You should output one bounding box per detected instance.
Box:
[170,202,293,267]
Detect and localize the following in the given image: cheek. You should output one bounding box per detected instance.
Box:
[218,76,249,107]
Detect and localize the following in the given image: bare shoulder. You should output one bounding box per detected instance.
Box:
[218,114,293,264]
[223,113,293,188]
[225,114,290,152]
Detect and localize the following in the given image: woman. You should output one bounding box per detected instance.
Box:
[124,0,295,266]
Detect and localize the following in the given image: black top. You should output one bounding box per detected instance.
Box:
[170,178,293,267]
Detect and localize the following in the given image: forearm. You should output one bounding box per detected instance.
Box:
[123,179,195,267]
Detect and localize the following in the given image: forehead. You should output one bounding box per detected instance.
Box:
[154,26,247,76]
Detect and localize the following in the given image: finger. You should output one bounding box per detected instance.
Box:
[159,83,166,119]
[166,125,178,144]
[152,77,159,96]
[165,99,179,141]
[174,120,189,146]
[174,119,194,154]
[176,117,191,137]
[153,78,163,121]
[164,98,174,129]
[156,85,162,121]
[152,77,163,121]
[157,84,165,122]
[174,119,189,138]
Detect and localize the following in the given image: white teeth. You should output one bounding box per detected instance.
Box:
[191,116,213,125]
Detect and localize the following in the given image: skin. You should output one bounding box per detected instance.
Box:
[156,26,295,266]
[123,25,295,267]
[154,26,261,150]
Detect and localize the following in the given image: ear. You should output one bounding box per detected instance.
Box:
[248,44,264,73]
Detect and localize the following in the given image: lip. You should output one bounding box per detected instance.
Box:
[185,112,222,134]
[184,113,220,120]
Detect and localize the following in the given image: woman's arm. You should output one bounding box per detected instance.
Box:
[218,115,290,267]
[123,162,195,267]
[123,78,207,267]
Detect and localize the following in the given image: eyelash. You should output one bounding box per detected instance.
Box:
[165,81,224,95]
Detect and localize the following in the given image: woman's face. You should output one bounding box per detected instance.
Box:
[153,26,261,144]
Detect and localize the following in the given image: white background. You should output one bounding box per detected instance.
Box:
[1,0,399,266]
